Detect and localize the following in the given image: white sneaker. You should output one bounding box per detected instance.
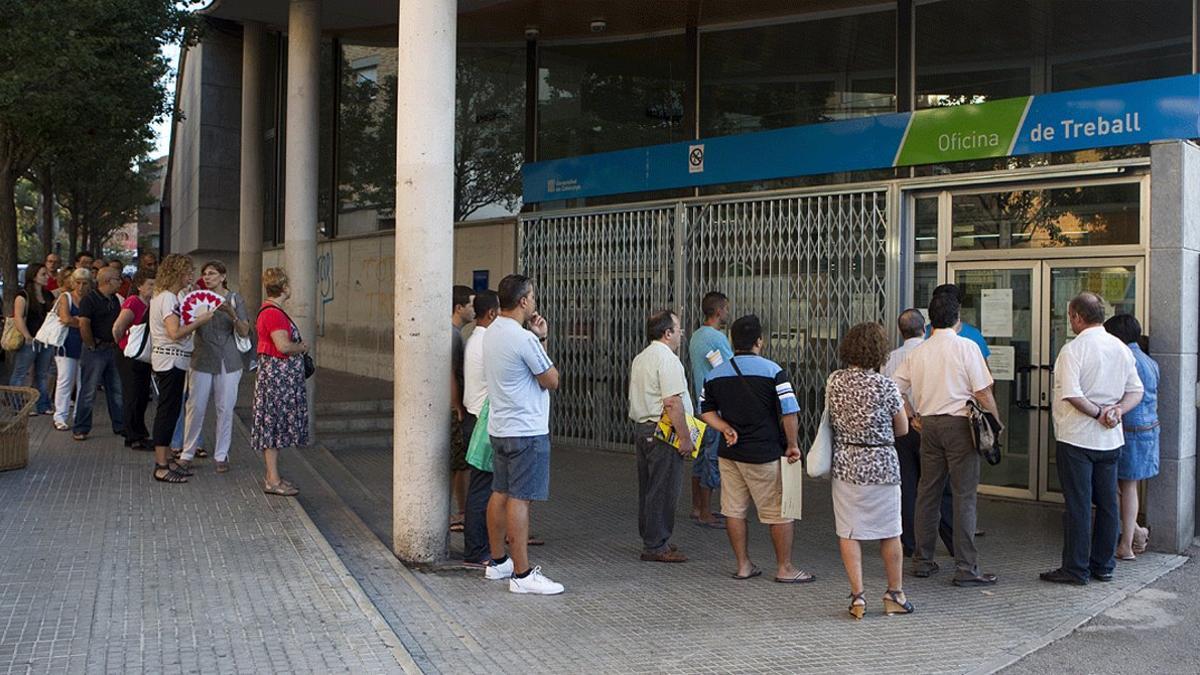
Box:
[508,566,564,595]
[485,557,513,580]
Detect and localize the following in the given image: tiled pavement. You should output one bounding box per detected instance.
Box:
[308,434,1187,675]
[0,395,415,674]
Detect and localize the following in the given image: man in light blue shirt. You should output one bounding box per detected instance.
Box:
[481,275,564,595]
[686,291,733,528]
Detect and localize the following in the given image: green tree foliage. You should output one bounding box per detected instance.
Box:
[0,0,194,311]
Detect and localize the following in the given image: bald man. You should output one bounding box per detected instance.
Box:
[73,267,126,441]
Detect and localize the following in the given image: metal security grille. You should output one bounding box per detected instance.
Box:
[520,188,892,450]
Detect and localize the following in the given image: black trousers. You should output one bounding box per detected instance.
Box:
[897,428,955,557]
[460,413,493,564]
[151,367,187,448]
[117,352,152,444]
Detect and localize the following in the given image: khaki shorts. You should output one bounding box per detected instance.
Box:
[719,457,790,524]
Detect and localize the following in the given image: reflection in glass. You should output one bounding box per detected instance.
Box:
[700,9,895,136]
[337,43,398,234]
[914,197,937,253]
[913,261,938,310]
[951,183,1140,251]
[539,35,686,161]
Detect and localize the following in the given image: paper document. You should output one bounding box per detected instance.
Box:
[981,289,1014,337]
[987,345,1016,381]
[781,457,804,520]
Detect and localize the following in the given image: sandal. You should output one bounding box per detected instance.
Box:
[882,589,914,615]
[215,461,229,474]
[848,592,866,620]
[732,566,762,580]
[774,570,816,584]
[172,460,194,476]
[195,448,208,459]
[153,464,188,484]
[264,480,299,497]
[1132,527,1150,554]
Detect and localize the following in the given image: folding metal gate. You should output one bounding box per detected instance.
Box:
[520,187,893,451]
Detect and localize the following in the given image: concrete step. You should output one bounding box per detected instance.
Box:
[315,413,393,434]
[322,430,392,452]
[314,399,393,416]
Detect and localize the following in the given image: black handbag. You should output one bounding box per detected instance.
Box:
[966,399,1003,465]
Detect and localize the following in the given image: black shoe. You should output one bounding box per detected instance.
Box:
[1091,572,1114,582]
[953,573,998,587]
[1040,568,1087,586]
[912,562,939,578]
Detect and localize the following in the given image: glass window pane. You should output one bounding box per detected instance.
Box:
[337,42,398,234]
[950,183,1140,251]
[914,196,937,253]
[701,10,895,136]
[539,35,687,161]
[913,261,938,310]
[1047,1,1191,92]
[456,44,526,221]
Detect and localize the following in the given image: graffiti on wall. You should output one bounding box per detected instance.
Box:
[317,249,334,336]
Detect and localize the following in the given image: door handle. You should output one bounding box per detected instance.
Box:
[1015,365,1037,410]
[1037,364,1054,411]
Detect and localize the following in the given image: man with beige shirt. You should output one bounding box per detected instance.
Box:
[894,292,1003,586]
[628,310,695,563]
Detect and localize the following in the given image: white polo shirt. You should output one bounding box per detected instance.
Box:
[628,340,693,423]
[1052,325,1143,451]
[462,324,488,416]
[894,328,993,417]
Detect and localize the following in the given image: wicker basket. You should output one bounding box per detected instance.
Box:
[0,386,37,472]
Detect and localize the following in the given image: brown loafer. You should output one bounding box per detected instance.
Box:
[215,461,229,474]
[640,548,688,563]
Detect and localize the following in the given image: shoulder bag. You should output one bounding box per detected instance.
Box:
[123,301,152,363]
[806,374,834,479]
[229,293,253,353]
[260,303,314,379]
[34,293,70,348]
[966,399,1003,466]
[1,314,23,351]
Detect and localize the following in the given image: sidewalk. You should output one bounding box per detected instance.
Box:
[0,396,415,674]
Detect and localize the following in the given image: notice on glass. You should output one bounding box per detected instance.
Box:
[781,457,804,520]
[987,345,1016,381]
[981,289,1014,337]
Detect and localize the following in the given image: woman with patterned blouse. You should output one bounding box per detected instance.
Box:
[827,322,912,619]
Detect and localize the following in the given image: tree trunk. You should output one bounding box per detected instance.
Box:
[0,166,19,315]
[68,211,79,262]
[40,175,54,257]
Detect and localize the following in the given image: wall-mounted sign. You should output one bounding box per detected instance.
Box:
[523,74,1200,203]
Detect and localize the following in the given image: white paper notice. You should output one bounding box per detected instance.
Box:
[987,345,1016,381]
[981,289,1014,337]
[781,458,804,520]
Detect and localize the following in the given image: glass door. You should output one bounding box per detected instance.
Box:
[1037,258,1144,501]
[948,261,1042,500]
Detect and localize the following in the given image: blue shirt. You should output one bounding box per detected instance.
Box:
[700,354,801,464]
[688,325,733,403]
[483,316,554,438]
[926,321,990,359]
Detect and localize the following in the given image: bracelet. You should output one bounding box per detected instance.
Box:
[1093,406,1103,419]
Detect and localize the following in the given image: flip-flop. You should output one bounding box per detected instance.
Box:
[694,519,727,529]
[1116,553,1136,561]
[775,570,816,584]
[732,566,762,580]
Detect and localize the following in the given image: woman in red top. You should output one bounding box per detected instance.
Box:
[112,269,155,449]
[252,267,310,496]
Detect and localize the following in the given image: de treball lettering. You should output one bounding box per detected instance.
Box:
[1028,112,1142,143]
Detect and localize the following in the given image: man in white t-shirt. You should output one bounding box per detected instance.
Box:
[461,290,499,566]
[894,292,1002,587]
[1040,292,1143,586]
[481,275,563,595]
[628,310,694,563]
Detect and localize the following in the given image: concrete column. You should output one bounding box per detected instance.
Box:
[285,0,320,428]
[393,0,456,563]
[239,21,265,310]
[1147,140,1200,553]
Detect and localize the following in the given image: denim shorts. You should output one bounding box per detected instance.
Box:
[691,427,722,489]
[490,434,551,501]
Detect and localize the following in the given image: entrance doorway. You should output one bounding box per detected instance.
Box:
[946,258,1143,501]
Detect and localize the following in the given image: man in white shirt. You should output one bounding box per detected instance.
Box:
[1040,292,1143,586]
[461,290,499,566]
[894,293,1002,586]
[481,275,563,595]
[628,310,694,563]
[884,308,955,559]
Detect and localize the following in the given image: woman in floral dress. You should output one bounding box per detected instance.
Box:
[252,267,310,496]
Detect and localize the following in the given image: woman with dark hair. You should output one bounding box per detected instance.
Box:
[1103,313,1159,558]
[827,322,912,619]
[7,263,55,414]
[112,269,156,449]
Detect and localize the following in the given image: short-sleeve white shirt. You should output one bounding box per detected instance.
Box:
[894,329,993,417]
[483,316,554,437]
[628,341,694,423]
[463,324,488,416]
[148,290,193,372]
[1052,325,1143,451]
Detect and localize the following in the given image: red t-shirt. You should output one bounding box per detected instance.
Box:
[46,277,58,292]
[117,295,149,350]
[256,303,292,358]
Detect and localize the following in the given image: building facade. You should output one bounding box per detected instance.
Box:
[168,0,1200,560]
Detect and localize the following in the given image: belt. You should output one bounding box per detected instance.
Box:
[152,346,192,358]
[1124,421,1160,433]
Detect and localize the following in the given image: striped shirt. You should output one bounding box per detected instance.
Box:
[700,353,800,464]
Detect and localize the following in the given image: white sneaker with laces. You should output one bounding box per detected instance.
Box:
[485,557,514,580]
[508,566,564,595]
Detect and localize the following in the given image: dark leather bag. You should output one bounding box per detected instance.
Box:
[966,399,1003,465]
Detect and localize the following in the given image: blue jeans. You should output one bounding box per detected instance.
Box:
[74,345,124,436]
[1057,442,1121,581]
[8,342,54,413]
[490,434,551,502]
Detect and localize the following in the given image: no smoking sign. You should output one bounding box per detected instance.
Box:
[688,144,705,174]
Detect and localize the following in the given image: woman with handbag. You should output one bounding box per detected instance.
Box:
[252,267,310,497]
[827,322,912,619]
[178,261,249,474]
[52,269,92,431]
[6,263,55,415]
[148,255,214,484]
[112,269,156,450]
